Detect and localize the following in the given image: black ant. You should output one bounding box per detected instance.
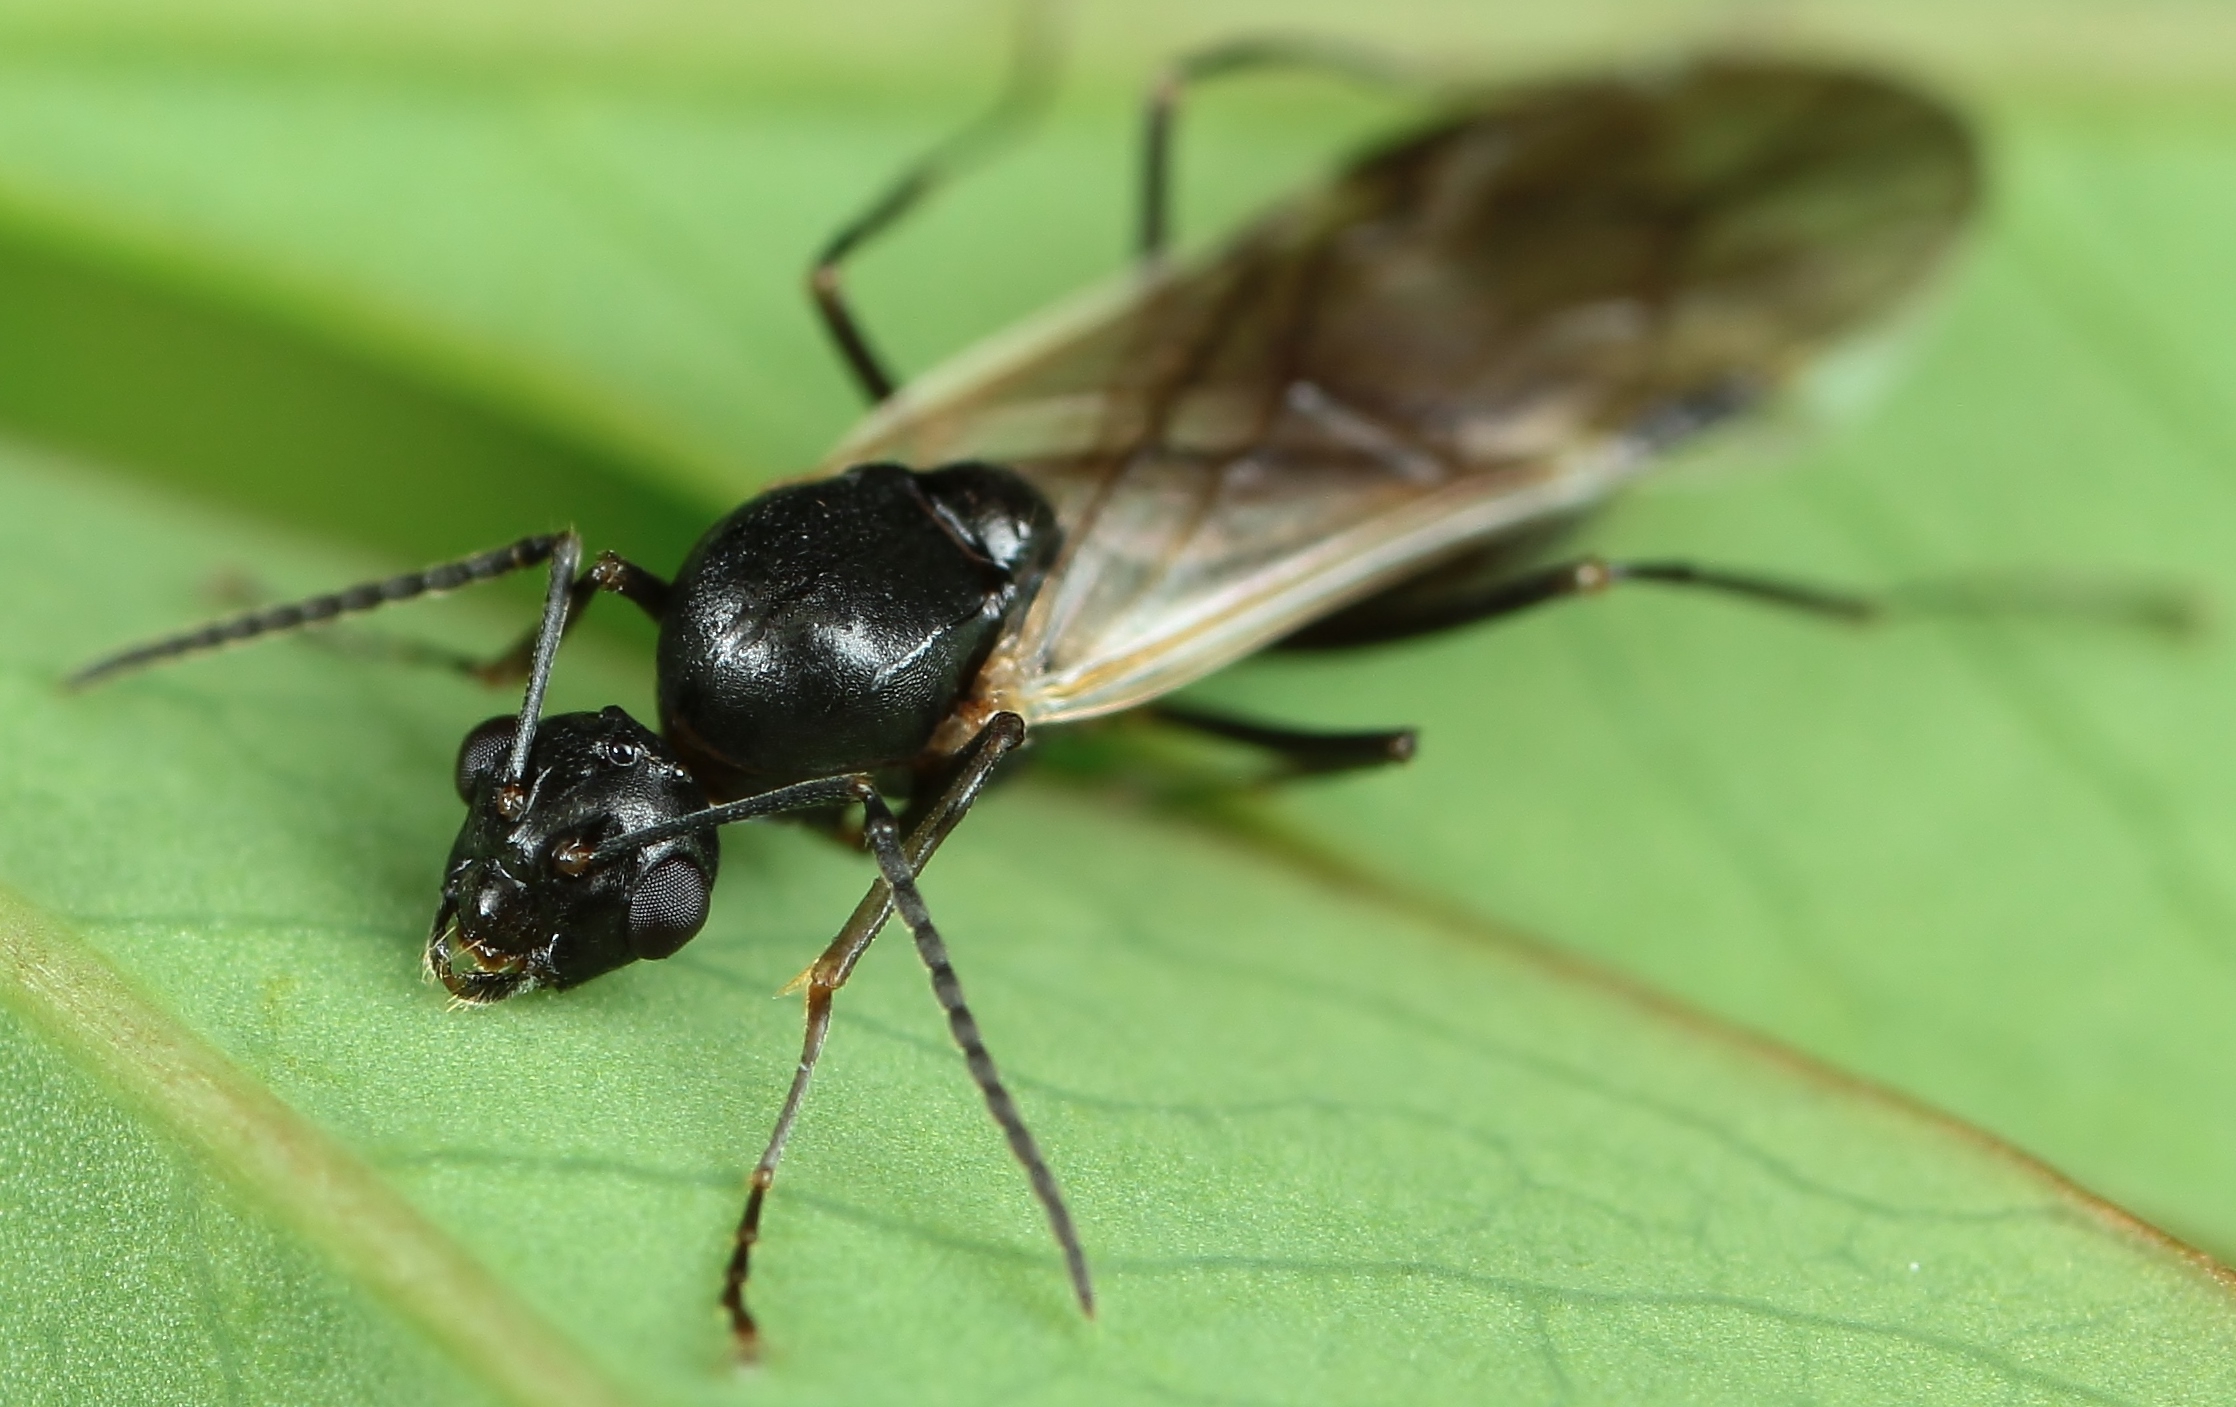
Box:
[79,42,2167,1354]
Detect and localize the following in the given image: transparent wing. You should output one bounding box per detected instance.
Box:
[820,59,1978,725]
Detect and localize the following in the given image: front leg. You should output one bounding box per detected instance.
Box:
[466,550,672,686]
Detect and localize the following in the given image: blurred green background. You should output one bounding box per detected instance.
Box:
[5,1,2236,1403]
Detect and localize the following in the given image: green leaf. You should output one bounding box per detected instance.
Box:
[1191,90,2236,1260]
[3,2,2236,1402]
[7,444,2236,1402]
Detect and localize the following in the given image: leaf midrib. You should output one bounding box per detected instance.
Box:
[0,885,636,1407]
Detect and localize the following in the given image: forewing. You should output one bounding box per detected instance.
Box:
[822,59,1978,724]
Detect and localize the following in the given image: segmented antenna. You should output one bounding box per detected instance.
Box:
[501,533,584,786]
[859,788,1095,1319]
[722,714,1038,1354]
[589,775,871,864]
[68,536,562,690]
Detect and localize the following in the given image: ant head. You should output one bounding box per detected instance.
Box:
[430,706,718,1003]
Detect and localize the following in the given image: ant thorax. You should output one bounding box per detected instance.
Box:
[653,461,1058,800]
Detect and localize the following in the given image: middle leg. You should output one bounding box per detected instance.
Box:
[1150,703,1416,778]
[466,549,672,685]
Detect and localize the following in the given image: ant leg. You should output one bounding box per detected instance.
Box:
[465,551,671,686]
[723,712,1028,1355]
[1501,557,1882,627]
[1283,555,2202,650]
[1880,573,2201,637]
[809,7,1064,403]
[67,535,566,690]
[1139,36,1423,262]
[1150,703,1415,777]
[1284,556,1877,649]
[859,784,1093,1317]
[588,551,672,616]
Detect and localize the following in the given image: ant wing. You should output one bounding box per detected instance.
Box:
[821,60,1978,726]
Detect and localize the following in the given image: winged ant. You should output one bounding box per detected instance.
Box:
[71,36,2182,1353]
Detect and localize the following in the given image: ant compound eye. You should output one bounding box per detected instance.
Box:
[628,856,710,960]
[455,715,517,801]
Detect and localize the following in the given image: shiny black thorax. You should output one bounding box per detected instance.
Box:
[656,462,1058,799]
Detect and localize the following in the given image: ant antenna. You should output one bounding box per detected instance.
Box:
[66,536,564,691]
[718,715,1067,1355]
[588,775,872,863]
[857,785,1094,1319]
[588,732,1091,1351]
[501,533,583,786]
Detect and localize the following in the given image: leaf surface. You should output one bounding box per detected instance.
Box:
[1,2,2235,1403]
